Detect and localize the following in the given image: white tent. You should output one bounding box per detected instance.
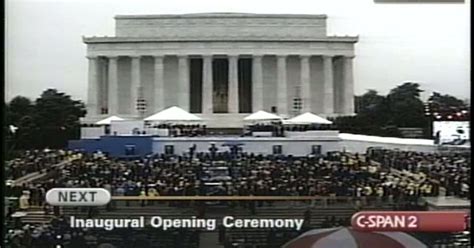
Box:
[95,116,125,125]
[144,106,201,122]
[286,112,332,125]
[243,110,282,121]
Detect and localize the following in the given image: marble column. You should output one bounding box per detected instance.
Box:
[343,56,355,115]
[153,55,165,112]
[300,55,311,113]
[130,56,141,116]
[178,55,190,111]
[86,56,99,116]
[228,55,239,113]
[107,56,119,115]
[277,55,288,115]
[323,56,334,114]
[252,55,263,112]
[202,55,213,114]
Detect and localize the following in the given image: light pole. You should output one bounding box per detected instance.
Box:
[136,98,147,118]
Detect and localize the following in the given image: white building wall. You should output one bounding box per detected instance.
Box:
[81,127,105,139]
[110,120,145,135]
[148,134,445,156]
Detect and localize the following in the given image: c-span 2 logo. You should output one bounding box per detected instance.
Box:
[351,211,469,232]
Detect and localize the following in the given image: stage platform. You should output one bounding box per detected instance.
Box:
[69,132,469,157]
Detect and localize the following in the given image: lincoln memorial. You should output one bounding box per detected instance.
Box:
[83,13,358,127]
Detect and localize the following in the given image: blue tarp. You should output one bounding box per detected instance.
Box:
[68,135,153,157]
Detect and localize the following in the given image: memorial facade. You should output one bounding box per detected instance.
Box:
[83,13,358,127]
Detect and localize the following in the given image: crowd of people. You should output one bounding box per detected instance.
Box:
[320,215,351,228]
[6,148,468,206]
[367,148,470,199]
[4,147,471,247]
[244,123,338,137]
[5,216,86,248]
[284,124,337,131]
[6,149,70,180]
[150,124,207,137]
[244,123,286,137]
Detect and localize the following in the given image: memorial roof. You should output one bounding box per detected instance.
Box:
[114,13,328,19]
[83,36,358,43]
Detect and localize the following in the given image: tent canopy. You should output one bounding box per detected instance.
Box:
[95,116,125,125]
[144,106,202,122]
[243,110,282,121]
[285,112,332,125]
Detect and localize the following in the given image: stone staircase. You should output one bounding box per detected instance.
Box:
[16,206,54,224]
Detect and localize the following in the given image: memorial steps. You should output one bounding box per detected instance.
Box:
[16,206,54,224]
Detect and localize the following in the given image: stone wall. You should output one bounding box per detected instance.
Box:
[115,13,328,39]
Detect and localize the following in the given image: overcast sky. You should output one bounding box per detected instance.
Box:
[5,0,471,103]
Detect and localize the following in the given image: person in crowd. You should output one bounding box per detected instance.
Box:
[152,124,207,137]
[6,149,70,180]
[19,190,30,211]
